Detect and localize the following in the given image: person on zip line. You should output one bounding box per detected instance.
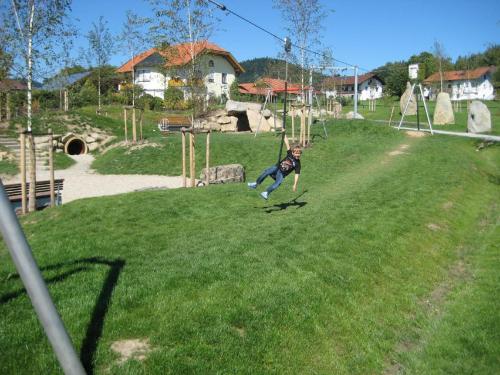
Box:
[247,132,302,200]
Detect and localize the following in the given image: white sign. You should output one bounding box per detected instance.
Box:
[408,64,419,80]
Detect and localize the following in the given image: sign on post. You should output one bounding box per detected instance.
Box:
[408,64,419,80]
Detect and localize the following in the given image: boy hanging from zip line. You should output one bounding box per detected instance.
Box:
[247,132,302,200]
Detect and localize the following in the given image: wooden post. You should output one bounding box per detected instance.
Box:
[64,90,69,112]
[139,110,143,141]
[0,93,3,121]
[307,107,311,146]
[388,104,395,126]
[301,106,306,147]
[6,92,11,120]
[132,107,137,143]
[48,129,55,207]
[20,132,27,214]
[181,128,186,188]
[123,108,128,143]
[205,130,210,186]
[28,132,36,212]
[190,130,195,188]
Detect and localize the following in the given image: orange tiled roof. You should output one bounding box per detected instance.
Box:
[239,77,314,95]
[117,41,244,74]
[323,72,380,87]
[238,82,270,96]
[423,66,495,83]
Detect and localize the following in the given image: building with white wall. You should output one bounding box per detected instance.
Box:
[117,41,244,100]
[322,73,384,100]
[423,66,496,100]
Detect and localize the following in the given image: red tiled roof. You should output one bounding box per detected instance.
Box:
[117,40,244,74]
[323,72,379,87]
[238,82,270,96]
[0,79,27,91]
[423,66,495,83]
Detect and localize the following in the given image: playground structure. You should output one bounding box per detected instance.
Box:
[123,106,144,143]
[180,127,211,188]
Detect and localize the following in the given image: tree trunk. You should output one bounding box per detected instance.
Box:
[98,69,102,111]
[28,133,36,212]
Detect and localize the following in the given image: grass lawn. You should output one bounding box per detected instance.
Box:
[346,99,500,135]
[0,158,18,176]
[0,121,499,374]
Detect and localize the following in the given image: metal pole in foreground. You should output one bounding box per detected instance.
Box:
[354,65,359,118]
[0,181,86,375]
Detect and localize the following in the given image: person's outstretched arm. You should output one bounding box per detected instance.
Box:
[284,133,291,151]
[293,173,300,191]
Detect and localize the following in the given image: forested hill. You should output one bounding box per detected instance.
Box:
[238,57,327,85]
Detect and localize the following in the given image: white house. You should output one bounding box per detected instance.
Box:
[423,66,496,100]
[117,41,244,100]
[322,73,384,100]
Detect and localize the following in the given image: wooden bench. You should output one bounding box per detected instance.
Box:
[4,179,64,213]
[158,115,192,135]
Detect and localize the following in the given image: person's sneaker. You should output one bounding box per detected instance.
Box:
[247,182,257,189]
[260,191,269,200]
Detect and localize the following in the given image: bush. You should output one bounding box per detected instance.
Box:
[164,87,185,110]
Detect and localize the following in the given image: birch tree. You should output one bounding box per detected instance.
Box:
[118,10,149,108]
[86,16,114,112]
[433,39,447,92]
[273,0,330,97]
[148,0,216,119]
[2,0,72,212]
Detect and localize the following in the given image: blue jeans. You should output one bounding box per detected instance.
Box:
[256,165,284,194]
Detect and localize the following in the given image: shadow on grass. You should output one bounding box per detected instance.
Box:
[1,256,125,375]
[261,190,309,213]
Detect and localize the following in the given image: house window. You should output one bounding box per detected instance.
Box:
[222,73,227,84]
[208,73,214,83]
[448,84,451,89]
[208,60,214,67]
[137,69,150,82]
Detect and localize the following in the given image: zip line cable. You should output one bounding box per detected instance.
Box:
[207,0,370,73]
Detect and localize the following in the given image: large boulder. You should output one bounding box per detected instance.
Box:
[200,164,245,184]
[246,109,271,132]
[400,82,417,115]
[433,92,454,125]
[345,111,364,119]
[468,101,491,133]
[226,100,261,115]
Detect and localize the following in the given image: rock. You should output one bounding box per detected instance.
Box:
[220,121,236,132]
[433,92,454,125]
[261,109,272,118]
[207,121,221,131]
[246,109,271,132]
[345,111,364,119]
[85,136,97,143]
[468,101,491,133]
[226,100,261,115]
[400,82,417,115]
[217,116,231,124]
[87,142,99,152]
[200,164,245,184]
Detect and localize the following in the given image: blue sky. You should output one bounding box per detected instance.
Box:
[70,0,499,73]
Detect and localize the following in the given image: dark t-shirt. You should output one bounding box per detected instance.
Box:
[278,150,301,177]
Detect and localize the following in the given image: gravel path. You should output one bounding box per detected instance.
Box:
[3,154,185,204]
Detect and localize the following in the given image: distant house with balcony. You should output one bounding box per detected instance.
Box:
[423,66,496,100]
[322,72,384,100]
[117,41,245,100]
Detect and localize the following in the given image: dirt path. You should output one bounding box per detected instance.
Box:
[2,154,185,204]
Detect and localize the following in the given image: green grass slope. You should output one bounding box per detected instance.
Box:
[0,122,498,374]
